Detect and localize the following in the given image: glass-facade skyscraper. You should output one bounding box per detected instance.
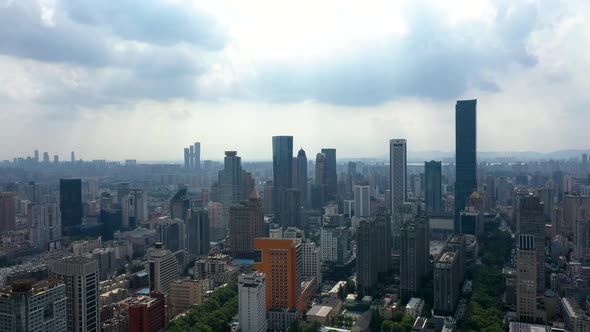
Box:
[455,99,477,231]
[272,136,293,226]
[60,178,82,236]
[320,148,337,201]
[425,160,442,213]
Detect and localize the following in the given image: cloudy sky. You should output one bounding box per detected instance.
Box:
[0,0,588,161]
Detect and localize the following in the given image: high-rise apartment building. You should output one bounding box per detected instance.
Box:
[0,279,67,332]
[299,240,322,286]
[354,185,370,218]
[455,99,477,231]
[28,203,61,250]
[156,218,185,252]
[0,192,16,232]
[574,219,590,261]
[272,136,293,226]
[321,148,337,201]
[320,226,350,263]
[219,151,243,225]
[238,272,268,332]
[146,243,180,294]
[187,202,210,256]
[400,215,430,301]
[296,148,308,208]
[48,256,99,332]
[425,161,442,213]
[356,214,392,292]
[60,179,82,235]
[189,145,195,169]
[516,234,539,323]
[230,194,264,258]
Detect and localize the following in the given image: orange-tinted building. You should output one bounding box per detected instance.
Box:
[254,238,301,312]
[128,292,165,332]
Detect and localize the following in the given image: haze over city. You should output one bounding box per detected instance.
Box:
[1,0,590,161]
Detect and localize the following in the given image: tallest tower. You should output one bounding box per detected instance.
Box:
[455,99,477,231]
[272,136,293,226]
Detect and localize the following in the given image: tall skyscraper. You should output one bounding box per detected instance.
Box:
[60,179,82,235]
[321,148,337,201]
[455,99,477,230]
[230,194,264,258]
[400,215,430,301]
[390,139,407,250]
[219,151,243,226]
[347,162,357,194]
[354,185,370,217]
[516,194,546,294]
[42,151,49,163]
[34,149,39,162]
[189,145,195,169]
[187,202,210,256]
[516,234,539,322]
[296,148,308,208]
[194,142,201,170]
[356,213,392,292]
[156,218,185,252]
[183,148,190,169]
[272,136,293,226]
[425,161,442,213]
[574,219,590,261]
[315,152,327,197]
[48,256,99,332]
[0,279,67,332]
[0,192,16,232]
[238,272,268,332]
[70,151,75,163]
[282,188,302,228]
[147,243,180,294]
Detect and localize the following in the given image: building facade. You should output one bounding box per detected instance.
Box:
[238,272,268,332]
[455,99,477,231]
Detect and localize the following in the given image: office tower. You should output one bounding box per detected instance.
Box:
[347,162,357,194]
[272,136,293,226]
[187,202,210,256]
[354,185,370,217]
[28,203,61,250]
[390,139,407,250]
[219,151,243,224]
[241,170,255,201]
[537,188,554,221]
[296,148,308,208]
[516,234,538,322]
[0,279,67,332]
[208,201,225,241]
[48,256,99,332]
[70,151,75,162]
[128,292,165,332]
[0,192,16,232]
[146,243,180,293]
[183,148,190,169]
[169,279,204,316]
[282,188,302,228]
[321,148,337,200]
[253,239,301,310]
[53,155,59,163]
[156,218,185,252]
[230,194,264,258]
[34,149,39,162]
[310,184,324,210]
[320,226,350,263]
[400,215,430,301]
[516,194,546,294]
[189,145,195,169]
[194,142,201,170]
[239,272,268,332]
[60,179,82,235]
[459,207,480,236]
[574,220,590,261]
[42,151,49,162]
[455,99,477,231]
[315,151,327,192]
[434,248,461,315]
[357,213,392,292]
[425,161,442,213]
[170,188,191,221]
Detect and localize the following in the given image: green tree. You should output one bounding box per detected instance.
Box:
[115,266,126,276]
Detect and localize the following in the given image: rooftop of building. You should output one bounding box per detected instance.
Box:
[406,297,423,309]
[437,249,458,264]
[306,305,333,318]
[0,278,63,296]
[129,294,161,307]
[56,255,95,264]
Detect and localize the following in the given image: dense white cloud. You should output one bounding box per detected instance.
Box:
[0,0,588,160]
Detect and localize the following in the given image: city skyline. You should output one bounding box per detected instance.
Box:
[1,1,589,160]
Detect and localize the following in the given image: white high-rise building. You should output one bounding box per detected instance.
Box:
[300,241,322,285]
[48,256,99,332]
[354,185,371,217]
[147,243,180,294]
[320,226,349,263]
[390,139,407,249]
[28,203,61,250]
[239,272,268,332]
